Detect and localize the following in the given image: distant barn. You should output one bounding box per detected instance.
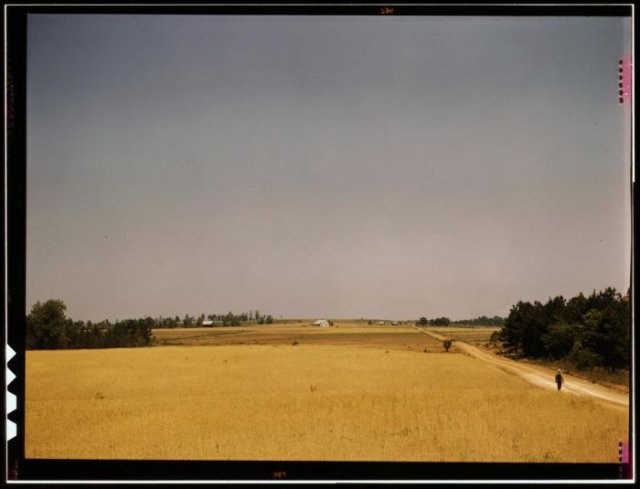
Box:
[313,319,330,327]
[202,320,214,326]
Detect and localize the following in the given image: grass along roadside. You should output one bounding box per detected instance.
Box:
[512,356,629,394]
[425,327,629,393]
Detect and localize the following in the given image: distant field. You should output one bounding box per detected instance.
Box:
[27,331,628,462]
[153,323,447,352]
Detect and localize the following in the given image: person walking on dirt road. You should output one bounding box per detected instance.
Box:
[555,369,564,391]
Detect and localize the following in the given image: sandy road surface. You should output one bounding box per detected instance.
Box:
[417,327,629,411]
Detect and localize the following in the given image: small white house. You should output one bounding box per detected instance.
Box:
[202,320,214,326]
[378,321,385,325]
[313,319,330,327]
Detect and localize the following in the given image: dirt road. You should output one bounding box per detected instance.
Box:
[417,327,629,411]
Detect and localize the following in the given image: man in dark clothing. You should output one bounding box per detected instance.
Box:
[555,369,564,391]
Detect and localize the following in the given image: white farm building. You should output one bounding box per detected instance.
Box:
[313,319,331,327]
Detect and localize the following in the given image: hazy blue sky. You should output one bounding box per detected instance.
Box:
[27,15,631,321]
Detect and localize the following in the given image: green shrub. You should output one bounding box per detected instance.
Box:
[568,343,602,370]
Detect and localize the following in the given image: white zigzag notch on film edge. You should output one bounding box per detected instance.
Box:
[6,345,17,441]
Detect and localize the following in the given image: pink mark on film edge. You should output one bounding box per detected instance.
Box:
[622,441,629,464]
[619,56,632,104]
[618,440,631,479]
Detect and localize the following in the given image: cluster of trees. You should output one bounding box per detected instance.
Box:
[452,315,505,326]
[500,287,630,371]
[417,317,451,326]
[26,300,152,350]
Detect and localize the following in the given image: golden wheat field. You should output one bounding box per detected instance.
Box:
[26,332,628,462]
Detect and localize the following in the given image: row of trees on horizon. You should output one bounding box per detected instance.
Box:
[415,316,506,327]
[26,300,153,350]
[25,287,630,373]
[25,302,275,350]
[453,315,506,326]
[417,317,452,326]
[152,311,274,327]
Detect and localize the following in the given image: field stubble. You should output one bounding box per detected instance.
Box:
[26,335,628,462]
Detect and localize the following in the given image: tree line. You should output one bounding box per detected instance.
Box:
[416,317,451,326]
[26,300,153,350]
[416,316,505,327]
[499,287,630,371]
[153,310,273,328]
[452,315,505,326]
[25,300,275,350]
[416,316,504,326]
